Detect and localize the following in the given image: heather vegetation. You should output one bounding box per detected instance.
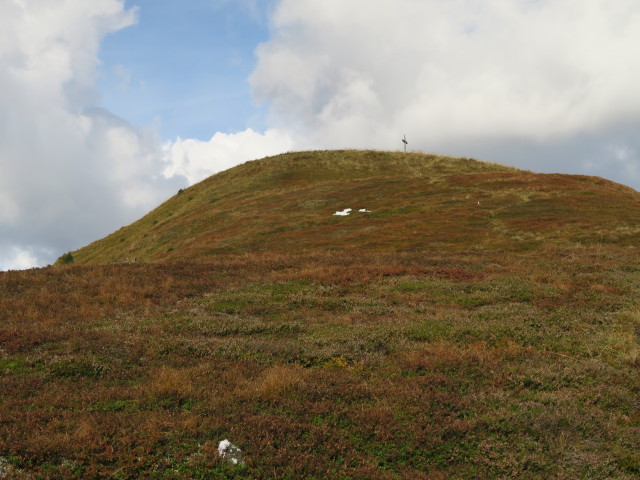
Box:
[66,150,640,264]
[3,151,640,478]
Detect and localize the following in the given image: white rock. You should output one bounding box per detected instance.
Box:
[218,439,245,466]
[218,439,231,457]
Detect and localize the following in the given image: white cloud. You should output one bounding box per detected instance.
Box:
[0,247,40,271]
[0,0,184,269]
[163,128,293,185]
[250,0,640,186]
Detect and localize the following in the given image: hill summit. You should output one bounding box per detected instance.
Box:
[65,150,640,264]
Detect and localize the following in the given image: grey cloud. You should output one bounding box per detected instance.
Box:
[450,119,640,188]
[0,104,184,269]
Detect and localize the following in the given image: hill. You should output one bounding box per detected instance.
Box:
[4,150,640,478]
[61,150,640,264]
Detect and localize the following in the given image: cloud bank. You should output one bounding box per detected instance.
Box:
[0,0,183,270]
[249,0,640,184]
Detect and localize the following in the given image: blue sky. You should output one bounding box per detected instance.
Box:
[97,0,273,140]
[3,0,640,270]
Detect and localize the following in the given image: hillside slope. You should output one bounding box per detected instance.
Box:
[6,249,640,478]
[65,150,640,264]
[7,149,640,478]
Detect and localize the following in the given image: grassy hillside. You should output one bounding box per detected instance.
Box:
[4,150,640,478]
[3,249,640,478]
[62,150,640,265]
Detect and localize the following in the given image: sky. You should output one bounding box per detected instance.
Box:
[2,0,640,270]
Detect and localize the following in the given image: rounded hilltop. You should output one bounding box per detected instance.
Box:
[62,149,640,265]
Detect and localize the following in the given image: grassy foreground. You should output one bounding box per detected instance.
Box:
[3,247,640,479]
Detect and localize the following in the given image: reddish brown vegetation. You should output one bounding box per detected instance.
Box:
[2,248,640,478]
[64,151,640,265]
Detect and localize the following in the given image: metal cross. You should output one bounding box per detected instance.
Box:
[402,134,408,152]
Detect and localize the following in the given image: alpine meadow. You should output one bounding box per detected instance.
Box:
[3,150,640,479]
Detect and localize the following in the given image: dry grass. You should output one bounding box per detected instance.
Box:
[248,364,309,400]
[146,366,195,404]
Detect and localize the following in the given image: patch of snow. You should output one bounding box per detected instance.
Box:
[333,208,352,216]
[333,208,373,215]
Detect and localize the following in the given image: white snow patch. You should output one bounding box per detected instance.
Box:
[333,208,352,216]
[333,208,372,216]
